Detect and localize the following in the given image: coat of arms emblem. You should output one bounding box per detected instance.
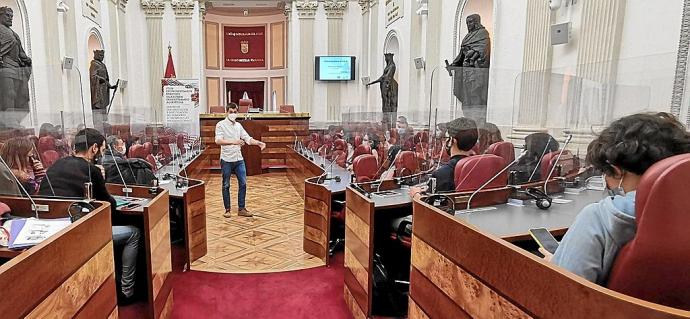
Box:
[241,41,249,54]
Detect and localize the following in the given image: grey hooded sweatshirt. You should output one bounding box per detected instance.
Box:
[552,191,637,285]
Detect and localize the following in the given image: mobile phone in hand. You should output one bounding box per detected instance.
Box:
[529,228,559,254]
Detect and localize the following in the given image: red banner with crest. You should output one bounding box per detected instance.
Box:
[224,26,266,68]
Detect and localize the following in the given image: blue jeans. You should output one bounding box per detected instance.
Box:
[221,159,247,210]
[112,225,140,297]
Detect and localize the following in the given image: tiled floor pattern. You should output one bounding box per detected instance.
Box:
[190,172,325,273]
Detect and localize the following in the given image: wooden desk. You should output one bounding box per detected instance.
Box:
[108,186,173,319]
[286,147,352,264]
[200,113,310,175]
[408,196,690,319]
[156,151,208,267]
[343,184,413,319]
[0,198,118,318]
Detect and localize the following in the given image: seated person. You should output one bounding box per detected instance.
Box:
[542,113,690,285]
[101,135,156,186]
[0,137,46,194]
[513,132,559,183]
[37,128,140,302]
[410,117,478,195]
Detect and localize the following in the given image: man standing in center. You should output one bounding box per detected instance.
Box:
[215,103,266,218]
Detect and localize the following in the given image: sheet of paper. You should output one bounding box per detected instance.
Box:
[12,218,71,247]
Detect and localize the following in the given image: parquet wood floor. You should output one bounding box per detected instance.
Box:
[190,172,325,273]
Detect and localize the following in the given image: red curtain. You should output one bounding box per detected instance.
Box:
[226,81,264,109]
[224,26,266,68]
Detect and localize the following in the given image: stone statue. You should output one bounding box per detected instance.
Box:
[89,50,117,133]
[0,7,32,128]
[367,53,398,129]
[447,14,491,125]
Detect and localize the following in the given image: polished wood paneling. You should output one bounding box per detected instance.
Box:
[142,191,172,319]
[410,199,690,319]
[200,114,310,173]
[345,285,367,319]
[207,77,221,109]
[74,275,118,319]
[0,199,116,319]
[344,187,376,318]
[205,22,220,69]
[108,306,119,319]
[409,268,473,319]
[270,76,286,108]
[411,237,530,319]
[27,242,115,318]
[270,22,286,69]
[408,298,431,319]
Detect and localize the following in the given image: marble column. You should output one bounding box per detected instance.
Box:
[141,0,165,122]
[358,0,370,113]
[199,0,208,112]
[511,0,553,141]
[295,1,318,115]
[172,0,195,78]
[107,0,122,121]
[284,2,292,104]
[117,0,130,116]
[41,0,64,125]
[324,1,347,121]
[367,0,380,112]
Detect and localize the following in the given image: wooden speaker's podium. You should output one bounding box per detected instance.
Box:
[239,119,267,176]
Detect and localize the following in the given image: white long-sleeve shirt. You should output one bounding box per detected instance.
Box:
[215,118,253,162]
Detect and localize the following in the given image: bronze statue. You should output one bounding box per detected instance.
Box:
[0,7,32,128]
[89,50,117,133]
[447,14,491,125]
[367,53,398,129]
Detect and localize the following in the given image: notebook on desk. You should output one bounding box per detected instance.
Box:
[8,218,71,249]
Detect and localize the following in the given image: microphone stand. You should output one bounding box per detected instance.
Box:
[542,134,573,194]
[108,144,131,198]
[464,150,528,210]
[316,154,342,184]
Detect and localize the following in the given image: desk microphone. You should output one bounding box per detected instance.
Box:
[316,154,342,184]
[350,182,370,198]
[0,155,40,218]
[465,150,528,210]
[108,144,131,198]
[543,134,573,194]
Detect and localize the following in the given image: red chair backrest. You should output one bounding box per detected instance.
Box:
[607,154,690,310]
[41,150,60,169]
[487,141,515,164]
[540,150,579,179]
[454,154,507,192]
[145,154,157,170]
[279,105,295,113]
[395,151,418,177]
[37,136,56,153]
[177,134,186,154]
[353,154,378,183]
[160,144,172,158]
[352,144,372,161]
[239,99,252,113]
[209,106,226,114]
[143,142,153,155]
[129,144,144,159]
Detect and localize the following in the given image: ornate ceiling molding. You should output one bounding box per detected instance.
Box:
[324,0,347,19]
[140,0,165,17]
[119,0,129,13]
[171,0,195,16]
[294,0,318,19]
[672,0,690,123]
[358,0,370,14]
[284,2,292,20]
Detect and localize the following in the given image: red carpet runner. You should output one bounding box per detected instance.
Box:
[121,253,351,319]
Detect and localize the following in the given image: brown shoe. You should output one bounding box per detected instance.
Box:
[223,209,232,218]
[238,208,253,217]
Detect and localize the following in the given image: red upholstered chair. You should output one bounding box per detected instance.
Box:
[607,154,690,310]
[145,154,157,170]
[37,136,56,154]
[354,135,363,148]
[143,142,153,155]
[353,154,378,183]
[540,149,579,180]
[454,154,508,192]
[209,106,226,114]
[487,141,515,165]
[395,151,418,177]
[352,144,372,162]
[279,105,295,113]
[239,99,252,113]
[319,135,334,157]
[159,144,173,162]
[176,133,187,155]
[41,150,60,169]
[331,139,348,167]
[307,133,322,152]
[128,144,144,159]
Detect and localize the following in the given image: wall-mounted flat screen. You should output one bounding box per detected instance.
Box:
[315,56,356,81]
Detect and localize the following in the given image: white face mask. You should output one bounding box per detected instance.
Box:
[227,113,238,122]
